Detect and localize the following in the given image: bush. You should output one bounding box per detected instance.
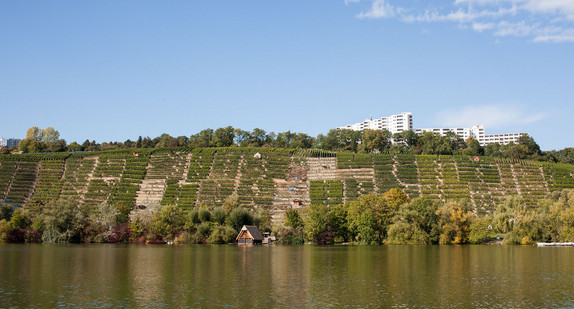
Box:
[198,208,212,223]
[196,222,213,237]
[213,207,226,225]
[0,219,13,243]
[386,221,430,245]
[40,200,90,243]
[276,226,304,245]
[207,225,236,244]
[174,231,195,244]
[226,208,254,231]
[285,209,303,229]
[469,217,494,244]
[150,205,186,240]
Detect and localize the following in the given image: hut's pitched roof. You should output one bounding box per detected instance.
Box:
[236,225,264,241]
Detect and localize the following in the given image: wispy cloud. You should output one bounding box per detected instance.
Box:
[435,105,547,129]
[348,0,574,42]
[357,0,399,19]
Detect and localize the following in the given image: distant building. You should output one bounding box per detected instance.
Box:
[337,113,528,146]
[0,138,21,148]
[415,125,528,146]
[337,112,413,135]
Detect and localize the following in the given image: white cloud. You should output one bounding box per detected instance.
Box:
[435,105,547,129]
[346,0,574,42]
[472,22,495,32]
[357,0,399,19]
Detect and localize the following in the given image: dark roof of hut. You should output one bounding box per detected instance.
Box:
[237,225,264,241]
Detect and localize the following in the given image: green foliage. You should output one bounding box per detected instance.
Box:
[40,200,90,243]
[213,207,227,225]
[303,203,329,243]
[10,208,31,229]
[361,129,392,153]
[226,208,254,231]
[150,205,186,240]
[0,219,13,243]
[436,201,474,244]
[386,221,430,245]
[468,217,494,244]
[222,193,240,214]
[0,202,15,221]
[346,194,395,243]
[207,225,236,244]
[276,226,304,244]
[284,209,303,229]
[198,208,212,223]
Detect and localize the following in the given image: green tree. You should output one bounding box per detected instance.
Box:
[214,126,235,147]
[346,194,395,243]
[284,209,303,229]
[469,216,494,244]
[362,129,392,153]
[226,208,254,231]
[149,205,186,240]
[190,129,215,147]
[40,200,90,243]
[463,137,484,156]
[303,203,332,243]
[26,126,42,141]
[436,201,474,244]
[392,130,418,148]
[68,141,82,151]
[518,135,542,156]
[41,127,60,144]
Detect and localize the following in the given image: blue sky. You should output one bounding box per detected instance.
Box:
[1,1,573,150]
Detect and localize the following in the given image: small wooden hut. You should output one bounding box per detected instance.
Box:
[236,225,264,245]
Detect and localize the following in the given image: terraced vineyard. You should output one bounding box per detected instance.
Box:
[1,148,574,221]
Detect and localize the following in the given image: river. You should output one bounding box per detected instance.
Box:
[1,244,573,308]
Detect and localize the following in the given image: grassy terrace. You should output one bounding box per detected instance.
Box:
[0,148,573,217]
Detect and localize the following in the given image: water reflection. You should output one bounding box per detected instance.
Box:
[1,244,574,308]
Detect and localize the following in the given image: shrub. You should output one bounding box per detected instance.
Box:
[469,217,494,244]
[213,207,226,225]
[150,205,186,240]
[207,225,236,244]
[226,208,254,231]
[0,219,13,243]
[276,226,304,245]
[196,222,213,237]
[285,209,303,229]
[198,208,212,223]
[386,221,430,245]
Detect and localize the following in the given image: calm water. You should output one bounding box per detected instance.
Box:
[1,244,574,308]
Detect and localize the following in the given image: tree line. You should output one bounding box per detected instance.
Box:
[279,188,574,245]
[2,188,573,245]
[4,126,573,164]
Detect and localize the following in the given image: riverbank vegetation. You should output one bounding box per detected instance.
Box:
[280,188,574,245]
[1,188,573,246]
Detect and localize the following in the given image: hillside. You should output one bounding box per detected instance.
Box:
[1,148,573,222]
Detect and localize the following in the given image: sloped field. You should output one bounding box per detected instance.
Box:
[1,148,573,220]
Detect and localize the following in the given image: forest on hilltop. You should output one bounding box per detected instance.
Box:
[4,126,573,165]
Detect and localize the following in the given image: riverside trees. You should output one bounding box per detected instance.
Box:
[1,189,574,244]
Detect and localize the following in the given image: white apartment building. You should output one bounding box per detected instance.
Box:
[338,113,528,146]
[415,125,527,146]
[482,132,528,146]
[415,125,485,143]
[337,112,413,135]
